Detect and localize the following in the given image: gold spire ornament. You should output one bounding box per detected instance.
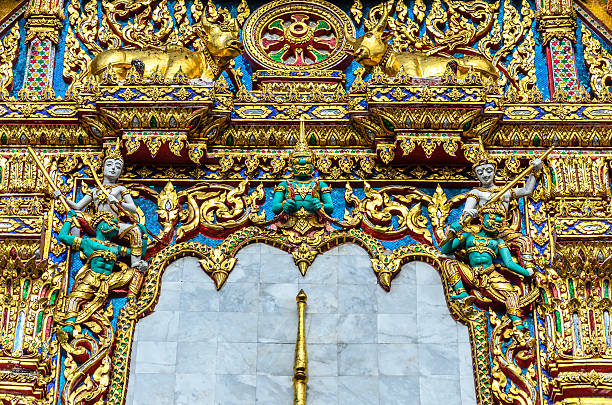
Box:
[293,289,308,405]
[293,116,313,161]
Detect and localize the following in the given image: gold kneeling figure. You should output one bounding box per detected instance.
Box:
[350,4,498,80]
[89,14,243,82]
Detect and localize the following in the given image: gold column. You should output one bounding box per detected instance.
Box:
[293,290,308,405]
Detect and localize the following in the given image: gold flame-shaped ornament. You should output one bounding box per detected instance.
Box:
[292,116,313,163]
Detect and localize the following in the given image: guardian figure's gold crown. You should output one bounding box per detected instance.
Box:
[292,116,313,162]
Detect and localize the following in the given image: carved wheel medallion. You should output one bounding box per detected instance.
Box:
[243,0,355,71]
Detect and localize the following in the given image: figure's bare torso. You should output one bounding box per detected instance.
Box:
[470,187,511,212]
[92,185,129,215]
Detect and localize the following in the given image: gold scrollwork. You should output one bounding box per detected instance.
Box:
[0,26,20,98]
[175,180,266,241]
[582,28,612,101]
[345,182,435,243]
[490,314,537,405]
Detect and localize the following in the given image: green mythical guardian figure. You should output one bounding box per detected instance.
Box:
[440,203,532,329]
[53,145,147,270]
[439,146,550,330]
[271,117,334,234]
[56,210,148,334]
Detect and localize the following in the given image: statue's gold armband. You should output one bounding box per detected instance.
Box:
[72,237,82,251]
[466,193,480,203]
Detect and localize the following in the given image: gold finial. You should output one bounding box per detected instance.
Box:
[293,116,312,159]
[293,289,308,405]
[296,289,307,302]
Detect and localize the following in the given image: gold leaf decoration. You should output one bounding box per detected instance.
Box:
[236,0,250,26]
[396,0,409,23]
[0,25,20,98]
[413,0,426,24]
[350,0,363,25]
[582,28,612,100]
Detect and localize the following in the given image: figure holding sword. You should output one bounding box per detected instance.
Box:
[444,143,551,274]
[27,146,148,335]
[27,145,148,271]
[439,145,552,329]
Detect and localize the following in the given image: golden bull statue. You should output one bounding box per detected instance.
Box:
[350,4,498,81]
[89,15,243,82]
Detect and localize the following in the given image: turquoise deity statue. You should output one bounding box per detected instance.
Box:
[440,203,533,329]
[272,118,333,220]
[461,143,543,275]
[57,210,147,334]
[438,142,549,330]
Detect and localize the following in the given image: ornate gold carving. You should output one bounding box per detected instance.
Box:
[553,370,612,390]
[355,1,499,81]
[350,0,363,25]
[64,0,242,92]
[490,124,612,147]
[344,182,434,243]
[236,0,250,26]
[0,254,61,403]
[548,156,610,199]
[490,314,537,405]
[220,124,368,148]
[537,243,612,401]
[25,0,64,43]
[0,26,20,98]
[542,156,612,240]
[60,304,115,405]
[0,125,92,146]
[536,4,577,45]
[174,180,265,241]
[124,132,187,158]
[582,29,612,101]
[351,0,538,100]
[198,247,237,289]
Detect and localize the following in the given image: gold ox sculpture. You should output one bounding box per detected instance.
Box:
[89,14,244,82]
[350,4,498,81]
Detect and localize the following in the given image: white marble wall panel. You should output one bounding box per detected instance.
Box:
[126,243,476,405]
